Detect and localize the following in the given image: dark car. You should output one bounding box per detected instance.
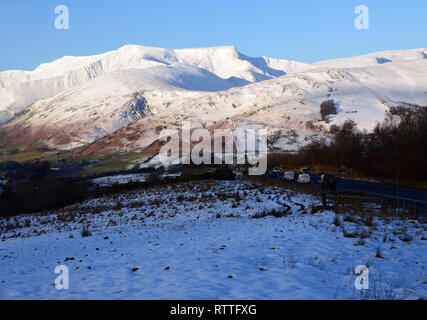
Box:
[319,174,337,191]
[301,168,310,174]
[269,167,282,178]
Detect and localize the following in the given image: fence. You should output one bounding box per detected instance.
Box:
[322,190,426,217]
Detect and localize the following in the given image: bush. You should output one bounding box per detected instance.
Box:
[210,165,235,180]
[0,175,90,217]
[252,207,289,218]
[333,216,341,227]
[375,246,383,258]
[81,225,91,237]
[320,100,337,121]
[145,172,163,185]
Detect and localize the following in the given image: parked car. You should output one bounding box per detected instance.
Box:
[297,173,311,184]
[162,172,183,182]
[284,171,295,181]
[319,174,337,191]
[300,168,310,174]
[234,172,244,180]
[269,167,282,177]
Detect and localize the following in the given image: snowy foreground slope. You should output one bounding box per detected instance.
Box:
[1,181,426,300]
[0,46,426,153]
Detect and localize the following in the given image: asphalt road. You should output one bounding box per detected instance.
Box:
[271,173,427,213]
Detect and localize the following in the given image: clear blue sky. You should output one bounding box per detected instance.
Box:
[0,0,426,71]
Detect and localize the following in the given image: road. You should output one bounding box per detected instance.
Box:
[270,173,427,213]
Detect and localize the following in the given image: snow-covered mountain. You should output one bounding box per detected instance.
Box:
[75,58,427,157]
[314,48,427,68]
[0,46,426,154]
[0,45,309,124]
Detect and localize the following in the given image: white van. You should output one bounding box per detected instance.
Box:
[284,171,295,181]
[297,174,311,184]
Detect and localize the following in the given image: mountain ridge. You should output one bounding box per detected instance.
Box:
[0,46,426,159]
[0,44,308,124]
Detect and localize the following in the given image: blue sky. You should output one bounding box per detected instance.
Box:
[0,0,426,71]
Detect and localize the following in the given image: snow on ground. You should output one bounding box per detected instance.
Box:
[91,172,183,186]
[0,180,426,300]
[91,173,148,186]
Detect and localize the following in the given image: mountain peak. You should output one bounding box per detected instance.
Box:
[1,46,426,131]
[0,44,306,124]
[314,48,427,68]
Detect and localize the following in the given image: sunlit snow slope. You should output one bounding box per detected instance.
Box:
[0,45,308,124]
[0,46,426,152]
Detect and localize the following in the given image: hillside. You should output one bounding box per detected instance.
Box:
[0,46,426,160]
[0,45,308,124]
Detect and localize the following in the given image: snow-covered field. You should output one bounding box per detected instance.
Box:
[91,172,184,186]
[0,180,426,300]
[91,173,148,186]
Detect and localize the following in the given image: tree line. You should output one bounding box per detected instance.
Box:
[270,109,427,183]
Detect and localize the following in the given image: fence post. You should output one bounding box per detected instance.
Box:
[381,197,386,216]
[322,192,327,208]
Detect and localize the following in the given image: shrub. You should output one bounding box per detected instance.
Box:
[81,225,91,237]
[113,201,123,211]
[342,227,358,238]
[329,124,340,134]
[0,174,90,217]
[252,207,288,218]
[375,246,384,259]
[320,100,337,121]
[145,172,162,186]
[399,233,413,242]
[210,165,235,180]
[333,216,341,227]
[365,214,374,227]
[354,238,366,246]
